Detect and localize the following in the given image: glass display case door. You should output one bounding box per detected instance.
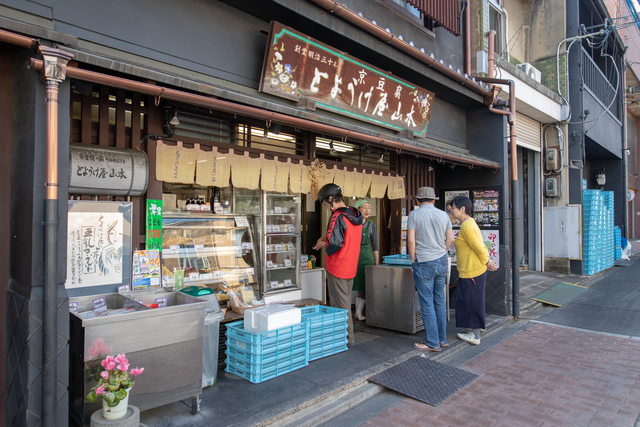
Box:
[262,192,302,294]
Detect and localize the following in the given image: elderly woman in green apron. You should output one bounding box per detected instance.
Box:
[352,199,379,321]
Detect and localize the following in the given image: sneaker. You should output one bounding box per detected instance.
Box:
[457,331,480,345]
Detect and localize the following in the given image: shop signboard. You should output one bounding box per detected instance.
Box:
[259,21,435,136]
[146,199,163,251]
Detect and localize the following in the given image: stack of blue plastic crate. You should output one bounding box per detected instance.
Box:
[614,226,622,261]
[602,192,615,269]
[301,306,348,361]
[582,189,603,275]
[225,321,309,383]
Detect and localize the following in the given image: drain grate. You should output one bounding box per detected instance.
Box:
[369,356,479,406]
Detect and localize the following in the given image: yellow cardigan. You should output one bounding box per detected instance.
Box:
[454,218,489,279]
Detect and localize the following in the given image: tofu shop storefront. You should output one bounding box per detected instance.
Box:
[5,20,506,423]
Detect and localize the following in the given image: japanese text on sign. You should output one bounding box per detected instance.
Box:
[259,22,434,136]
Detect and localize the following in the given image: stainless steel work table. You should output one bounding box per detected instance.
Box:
[364,260,451,334]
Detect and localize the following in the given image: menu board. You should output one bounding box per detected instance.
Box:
[472,190,500,227]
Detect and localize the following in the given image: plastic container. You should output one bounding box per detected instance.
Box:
[382,254,412,265]
[226,320,308,354]
[202,310,224,387]
[243,305,302,333]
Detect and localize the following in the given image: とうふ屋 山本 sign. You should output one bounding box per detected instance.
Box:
[259,21,435,137]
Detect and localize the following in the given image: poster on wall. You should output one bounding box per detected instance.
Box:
[472,190,500,227]
[449,230,500,266]
[445,190,470,227]
[146,199,163,251]
[65,201,132,292]
[132,250,161,290]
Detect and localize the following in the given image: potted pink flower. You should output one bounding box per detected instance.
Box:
[86,353,144,420]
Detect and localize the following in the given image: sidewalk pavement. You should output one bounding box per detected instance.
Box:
[139,244,640,427]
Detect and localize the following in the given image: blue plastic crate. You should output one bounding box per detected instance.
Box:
[382,254,412,265]
[225,321,308,354]
[225,351,308,383]
[301,306,348,328]
[225,347,307,375]
[309,339,348,361]
[225,337,307,364]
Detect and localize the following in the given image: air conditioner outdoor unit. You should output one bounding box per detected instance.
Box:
[516,63,542,83]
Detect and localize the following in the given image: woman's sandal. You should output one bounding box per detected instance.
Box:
[413,342,441,352]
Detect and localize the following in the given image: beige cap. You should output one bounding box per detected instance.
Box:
[415,186,439,200]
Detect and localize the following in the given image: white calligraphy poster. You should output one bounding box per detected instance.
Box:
[450,229,499,267]
[66,212,125,289]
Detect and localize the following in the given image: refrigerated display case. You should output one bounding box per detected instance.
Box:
[161,214,259,301]
[262,193,302,296]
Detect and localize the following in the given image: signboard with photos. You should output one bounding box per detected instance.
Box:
[259,21,435,136]
[444,188,501,266]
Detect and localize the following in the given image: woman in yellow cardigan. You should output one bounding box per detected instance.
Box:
[448,196,497,345]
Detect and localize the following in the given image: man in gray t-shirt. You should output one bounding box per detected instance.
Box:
[407,187,454,352]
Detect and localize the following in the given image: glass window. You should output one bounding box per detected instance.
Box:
[489,5,504,56]
[391,0,421,18]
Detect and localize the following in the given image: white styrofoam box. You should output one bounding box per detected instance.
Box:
[244,305,301,333]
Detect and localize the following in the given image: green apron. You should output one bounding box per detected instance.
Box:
[353,221,374,292]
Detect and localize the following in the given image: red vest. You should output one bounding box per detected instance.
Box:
[325,211,362,279]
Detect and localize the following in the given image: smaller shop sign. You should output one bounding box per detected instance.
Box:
[146,199,163,251]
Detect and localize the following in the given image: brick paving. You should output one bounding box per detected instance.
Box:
[361,323,640,426]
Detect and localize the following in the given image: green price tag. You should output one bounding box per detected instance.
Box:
[146,199,163,251]
[174,269,185,291]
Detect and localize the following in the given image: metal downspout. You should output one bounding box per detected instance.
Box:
[478,30,520,318]
[465,0,471,76]
[38,46,74,427]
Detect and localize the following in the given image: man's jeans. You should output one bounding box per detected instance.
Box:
[412,254,448,348]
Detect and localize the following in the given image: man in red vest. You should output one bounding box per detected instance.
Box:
[313,183,363,346]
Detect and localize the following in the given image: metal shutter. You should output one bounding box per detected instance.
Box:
[516,113,542,152]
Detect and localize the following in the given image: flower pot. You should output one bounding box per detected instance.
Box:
[102,387,131,420]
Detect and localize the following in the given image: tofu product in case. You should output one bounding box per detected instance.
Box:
[244,304,301,333]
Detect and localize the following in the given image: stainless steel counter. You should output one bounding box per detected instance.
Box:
[365,261,451,334]
[69,289,208,425]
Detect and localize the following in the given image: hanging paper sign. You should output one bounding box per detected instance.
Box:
[235,216,250,227]
[370,172,388,199]
[387,176,406,200]
[289,161,312,194]
[156,297,168,308]
[259,21,435,136]
[146,199,163,251]
[195,147,231,187]
[261,157,290,192]
[155,140,196,184]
